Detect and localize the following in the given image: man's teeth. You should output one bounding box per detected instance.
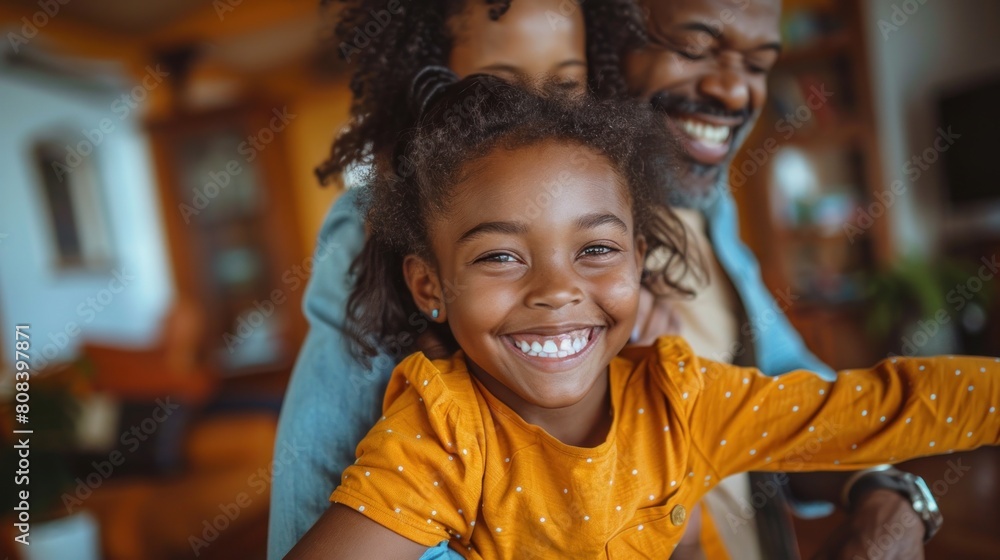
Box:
[513,331,591,358]
[678,119,730,145]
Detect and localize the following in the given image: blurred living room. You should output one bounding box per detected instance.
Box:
[0,0,997,559]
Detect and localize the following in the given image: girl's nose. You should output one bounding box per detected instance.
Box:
[524,264,584,310]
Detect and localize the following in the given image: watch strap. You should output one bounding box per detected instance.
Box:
[845,467,943,543]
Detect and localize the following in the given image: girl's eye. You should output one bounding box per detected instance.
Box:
[476,252,519,264]
[581,245,618,257]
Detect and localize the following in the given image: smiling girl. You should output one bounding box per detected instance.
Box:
[287,73,1000,559]
[270,2,647,557]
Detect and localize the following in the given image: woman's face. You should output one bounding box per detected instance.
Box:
[448,0,588,93]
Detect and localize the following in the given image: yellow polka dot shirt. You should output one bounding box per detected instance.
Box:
[330,336,1000,558]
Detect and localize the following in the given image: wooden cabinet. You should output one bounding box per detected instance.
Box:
[732,0,889,366]
[148,102,306,376]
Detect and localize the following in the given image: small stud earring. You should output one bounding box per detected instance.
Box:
[431,309,439,319]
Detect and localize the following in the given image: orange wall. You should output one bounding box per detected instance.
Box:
[284,83,353,253]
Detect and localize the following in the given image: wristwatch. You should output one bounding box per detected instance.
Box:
[843,465,943,543]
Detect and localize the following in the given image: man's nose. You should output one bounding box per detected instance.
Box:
[525,262,584,310]
[697,65,750,113]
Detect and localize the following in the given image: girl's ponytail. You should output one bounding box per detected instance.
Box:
[409,65,459,119]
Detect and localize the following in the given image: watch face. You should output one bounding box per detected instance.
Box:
[911,475,941,515]
[908,473,944,541]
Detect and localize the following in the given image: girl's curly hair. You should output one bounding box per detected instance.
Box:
[315,0,646,185]
[345,72,697,363]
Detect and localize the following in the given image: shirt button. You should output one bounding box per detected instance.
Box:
[670,505,687,526]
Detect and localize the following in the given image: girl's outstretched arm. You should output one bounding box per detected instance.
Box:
[285,504,429,560]
[649,336,999,480]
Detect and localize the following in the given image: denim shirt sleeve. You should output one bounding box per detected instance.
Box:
[705,187,836,382]
[267,188,399,560]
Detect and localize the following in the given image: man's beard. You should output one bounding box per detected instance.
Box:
[649,91,756,210]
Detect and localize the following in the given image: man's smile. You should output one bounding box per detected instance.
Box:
[648,91,751,167]
[666,111,746,166]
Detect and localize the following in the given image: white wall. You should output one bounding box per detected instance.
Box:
[0,70,174,369]
[863,0,1000,257]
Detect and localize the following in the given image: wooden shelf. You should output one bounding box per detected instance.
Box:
[780,119,866,148]
[734,0,890,369]
[779,31,852,65]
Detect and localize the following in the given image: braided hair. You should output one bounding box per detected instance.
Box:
[345,70,694,363]
[315,0,646,186]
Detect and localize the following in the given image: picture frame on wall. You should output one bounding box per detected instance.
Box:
[31,132,116,271]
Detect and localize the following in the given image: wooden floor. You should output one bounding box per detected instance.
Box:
[794,447,1000,559]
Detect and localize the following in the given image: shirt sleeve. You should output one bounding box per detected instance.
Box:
[331,364,485,548]
[653,337,1000,481]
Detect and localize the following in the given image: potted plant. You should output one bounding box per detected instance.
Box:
[864,256,994,357]
[1,359,100,560]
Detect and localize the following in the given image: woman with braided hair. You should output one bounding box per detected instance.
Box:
[269,2,645,559]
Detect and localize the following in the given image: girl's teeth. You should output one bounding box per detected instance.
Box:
[511,330,592,359]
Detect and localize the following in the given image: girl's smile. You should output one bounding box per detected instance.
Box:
[501,325,603,372]
[405,140,647,423]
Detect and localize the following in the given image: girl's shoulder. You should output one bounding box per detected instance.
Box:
[379,350,486,435]
[335,351,488,548]
[615,335,719,400]
[616,335,698,376]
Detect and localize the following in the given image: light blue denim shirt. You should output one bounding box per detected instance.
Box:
[267,185,835,560]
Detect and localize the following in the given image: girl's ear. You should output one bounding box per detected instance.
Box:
[633,234,648,275]
[403,254,447,323]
